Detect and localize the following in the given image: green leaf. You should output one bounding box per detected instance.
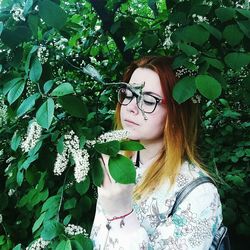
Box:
[57,136,64,154]
[195,75,222,100]
[142,33,158,49]
[7,80,25,105]
[223,25,244,46]
[64,198,77,210]
[237,20,250,39]
[109,154,136,184]
[95,141,120,157]
[224,53,250,70]
[82,64,103,83]
[173,76,196,104]
[25,45,38,74]
[120,141,145,151]
[124,35,141,51]
[205,57,224,71]
[29,58,42,82]
[215,7,235,22]
[51,82,75,96]
[75,176,90,195]
[23,0,33,15]
[91,159,104,187]
[17,93,40,117]
[38,0,67,30]
[36,98,55,129]
[3,77,22,95]
[56,240,72,250]
[11,131,22,151]
[58,95,87,118]
[74,235,93,250]
[200,23,222,40]
[43,80,54,94]
[28,14,39,38]
[0,22,3,36]
[41,220,64,240]
[63,215,72,226]
[17,169,24,186]
[32,212,46,233]
[42,195,60,212]
[179,43,198,56]
[182,24,210,45]
[1,26,32,48]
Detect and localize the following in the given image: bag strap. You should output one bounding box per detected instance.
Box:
[168,176,215,217]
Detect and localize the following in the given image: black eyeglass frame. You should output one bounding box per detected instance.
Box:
[117,87,164,114]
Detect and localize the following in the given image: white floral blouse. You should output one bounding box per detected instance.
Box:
[90,160,223,250]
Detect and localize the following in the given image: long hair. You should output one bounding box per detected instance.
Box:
[114,56,202,200]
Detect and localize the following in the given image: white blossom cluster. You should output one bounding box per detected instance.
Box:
[37,45,49,64]
[26,238,50,250]
[54,37,68,50]
[54,131,90,182]
[175,67,197,78]
[192,14,209,23]
[191,94,202,104]
[8,189,15,196]
[0,95,8,127]
[163,25,174,49]
[10,3,25,22]
[0,214,2,223]
[86,129,129,147]
[202,0,213,6]
[65,224,88,236]
[21,121,42,153]
[26,79,36,96]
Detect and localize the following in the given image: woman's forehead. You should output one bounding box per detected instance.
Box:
[129,68,163,95]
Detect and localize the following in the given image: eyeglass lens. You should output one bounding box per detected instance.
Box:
[118,87,159,113]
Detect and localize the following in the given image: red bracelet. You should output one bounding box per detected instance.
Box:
[106,209,134,230]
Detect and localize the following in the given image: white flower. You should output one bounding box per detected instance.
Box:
[0,95,7,127]
[26,238,50,250]
[97,129,129,143]
[0,214,2,223]
[8,189,15,196]
[53,148,69,176]
[73,149,90,183]
[10,4,25,22]
[37,45,49,64]
[21,121,42,153]
[65,224,88,236]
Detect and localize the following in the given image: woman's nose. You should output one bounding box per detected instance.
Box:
[126,97,139,114]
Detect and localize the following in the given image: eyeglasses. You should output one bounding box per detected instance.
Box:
[117,87,165,114]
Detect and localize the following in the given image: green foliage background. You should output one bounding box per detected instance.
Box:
[0,0,249,249]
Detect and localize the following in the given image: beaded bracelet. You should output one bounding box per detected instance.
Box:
[106,209,134,230]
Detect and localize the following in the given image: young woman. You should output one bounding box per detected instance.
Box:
[90,56,223,249]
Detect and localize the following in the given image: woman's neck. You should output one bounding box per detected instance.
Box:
[139,138,164,165]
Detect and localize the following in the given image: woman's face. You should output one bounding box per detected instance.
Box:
[120,67,167,143]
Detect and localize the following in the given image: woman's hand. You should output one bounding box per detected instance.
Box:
[97,154,135,219]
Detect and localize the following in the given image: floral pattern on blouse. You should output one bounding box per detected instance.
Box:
[90,161,223,250]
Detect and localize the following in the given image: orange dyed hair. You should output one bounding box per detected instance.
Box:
[114,56,202,200]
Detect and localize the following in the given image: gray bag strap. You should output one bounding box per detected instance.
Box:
[168,176,215,217]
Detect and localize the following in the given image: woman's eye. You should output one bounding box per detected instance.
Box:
[143,100,155,106]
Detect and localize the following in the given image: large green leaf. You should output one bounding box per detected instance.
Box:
[173,76,196,104]
[41,220,64,240]
[36,98,55,129]
[179,43,198,56]
[195,75,222,100]
[1,26,32,48]
[29,58,42,82]
[51,82,75,96]
[200,23,222,40]
[91,159,104,187]
[32,212,46,233]
[7,80,25,104]
[3,77,23,95]
[17,93,40,117]
[75,176,90,195]
[0,22,3,36]
[182,24,210,45]
[109,154,136,184]
[224,53,250,70]
[237,20,250,39]
[38,0,67,29]
[95,141,120,157]
[58,95,87,118]
[215,7,236,22]
[120,141,145,151]
[223,25,244,46]
[28,14,39,37]
[55,240,72,250]
[11,131,22,151]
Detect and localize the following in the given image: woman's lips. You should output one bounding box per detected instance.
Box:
[124,119,139,126]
